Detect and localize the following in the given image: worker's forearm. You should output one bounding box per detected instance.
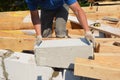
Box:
[30,10,41,36]
[75,9,90,32]
[70,2,90,32]
[34,24,41,36]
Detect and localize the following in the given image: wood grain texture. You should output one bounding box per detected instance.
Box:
[74,53,120,80]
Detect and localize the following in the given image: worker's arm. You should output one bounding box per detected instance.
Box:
[69,2,95,45]
[30,10,42,46]
[69,2,89,32]
[30,10,41,36]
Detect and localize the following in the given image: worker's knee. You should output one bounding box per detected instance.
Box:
[55,20,67,38]
[55,28,66,38]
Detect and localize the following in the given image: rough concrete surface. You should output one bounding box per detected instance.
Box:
[0,47,94,80]
[35,38,93,69]
[0,50,54,80]
[0,57,5,80]
[0,49,11,80]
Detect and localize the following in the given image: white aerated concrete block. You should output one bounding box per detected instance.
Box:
[3,52,53,80]
[0,57,5,80]
[35,38,93,69]
[0,50,9,80]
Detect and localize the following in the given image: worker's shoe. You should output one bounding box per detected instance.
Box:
[35,35,42,46]
[85,31,95,47]
[42,28,52,38]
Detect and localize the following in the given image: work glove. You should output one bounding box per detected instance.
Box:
[35,35,42,46]
[85,31,95,47]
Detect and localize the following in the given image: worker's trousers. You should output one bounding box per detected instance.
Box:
[41,4,69,38]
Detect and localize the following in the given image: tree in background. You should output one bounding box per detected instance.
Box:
[0,0,28,12]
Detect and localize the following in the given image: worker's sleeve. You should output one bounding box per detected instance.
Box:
[25,0,38,10]
[65,0,77,5]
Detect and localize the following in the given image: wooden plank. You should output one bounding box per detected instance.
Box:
[95,38,120,42]
[0,30,35,51]
[69,6,120,27]
[74,53,120,80]
[0,11,34,30]
[0,9,119,30]
[0,31,120,52]
[69,5,120,14]
[97,44,120,53]
[0,37,35,51]
[85,12,120,21]
[90,25,120,37]
[68,29,84,35]
[98,1,120,5]
[0,31,35,38]
[0,30,36,36]
[95,38,120,53]
[102,16,120,22]
[0,30,119,52]
[0,22,33,30]
[68,15,120,37]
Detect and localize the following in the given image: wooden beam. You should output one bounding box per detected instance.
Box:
[90,25,120,37]
[0,30,63,52]
[0,22,33,30]
[98,44,120,53]
[74,53,120,80]
[69,5,120,14]
[95,38,120,42]
[98,1,120,5]
[0,31,35,38]
[0,30,35,51]
[0,30,120,52]
[68,15,120,37]
[0,30,120,53]
[0,9,119,30]
[68,29,84,35]
[0,37,35,52]
[0,11,34,30]
[95,38,120,53]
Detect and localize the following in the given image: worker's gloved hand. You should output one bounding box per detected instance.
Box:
[35,35,42,46]
[85,31,95,47]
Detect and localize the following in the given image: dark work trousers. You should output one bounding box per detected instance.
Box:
[41,4,69,38]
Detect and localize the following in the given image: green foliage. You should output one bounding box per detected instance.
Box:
[79,1,90,7]
[0,0,28,12]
